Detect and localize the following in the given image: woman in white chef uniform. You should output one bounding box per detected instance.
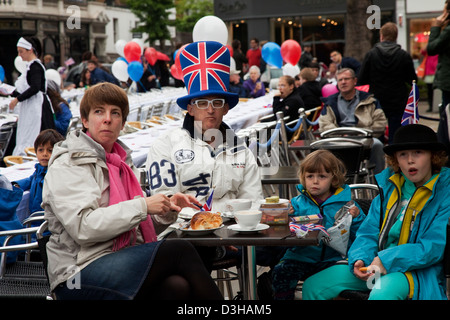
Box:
[9,37,55,156]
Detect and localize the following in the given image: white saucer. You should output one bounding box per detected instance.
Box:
[227,223,269,233]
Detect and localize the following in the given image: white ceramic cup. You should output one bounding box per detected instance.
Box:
[225,199,252,213]
[234,210,262,229]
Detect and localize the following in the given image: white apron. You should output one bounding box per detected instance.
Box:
[13,59,45,156]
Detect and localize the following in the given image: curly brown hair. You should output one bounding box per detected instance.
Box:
[298,149,347,190]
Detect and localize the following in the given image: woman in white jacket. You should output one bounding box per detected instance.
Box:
[42,83,223,300]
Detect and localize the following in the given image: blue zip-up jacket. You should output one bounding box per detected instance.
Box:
[55,102,73,137]
[348,167,450,300]
[283,183,365,264]
[16,163,47,214]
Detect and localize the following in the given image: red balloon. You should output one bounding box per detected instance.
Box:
[123,41,141,62]
[144,47,158,66]
[175,43,189,76]
[170,64,183,80]
[280,40,302,65]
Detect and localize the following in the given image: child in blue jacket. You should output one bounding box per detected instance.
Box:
[303,124,450,300]
[47,80,73,137]
[272,149,365,300]
[13,129,64,215]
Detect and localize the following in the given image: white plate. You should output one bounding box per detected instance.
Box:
[227,223,270,233]
[179,224,224,235]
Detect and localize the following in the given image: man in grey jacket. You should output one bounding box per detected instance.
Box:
[320,68,387,174]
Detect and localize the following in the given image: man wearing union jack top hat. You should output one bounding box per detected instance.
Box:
[145,41,263,222]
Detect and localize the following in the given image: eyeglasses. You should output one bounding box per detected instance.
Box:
[191,98,226,109]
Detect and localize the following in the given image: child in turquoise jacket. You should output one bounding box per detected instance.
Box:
[303,124,450,300]
[272,150,365,300]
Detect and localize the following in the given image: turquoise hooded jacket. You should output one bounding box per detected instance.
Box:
[283,183,365,264]
[348,167,450,300]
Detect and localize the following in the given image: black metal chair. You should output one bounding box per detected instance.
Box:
[310,138,366,184]
[319,127,376,183]
[349,184,379,215]
[0,216,51,299]
[211,256,243,300]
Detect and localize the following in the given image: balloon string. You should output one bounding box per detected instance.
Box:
[139,80,147,92]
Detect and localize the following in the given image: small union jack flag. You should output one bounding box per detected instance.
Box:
[64,57,75,66]
[401,82,420,126]
[201,189,214,212]
[180,41,230,95]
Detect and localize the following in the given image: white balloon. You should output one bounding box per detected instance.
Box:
[282,63,300,78]
[132,38,145,55]
[14,56,26,74]
[46,69,61,87]
[115,39,127,57]
[111,60,129,82]
[193,15,228,45]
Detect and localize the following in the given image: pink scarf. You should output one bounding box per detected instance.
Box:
[87,132,157,250]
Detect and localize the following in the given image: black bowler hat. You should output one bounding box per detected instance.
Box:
[383,124,447,156]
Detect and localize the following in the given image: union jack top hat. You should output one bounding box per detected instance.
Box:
[176,41,239,110]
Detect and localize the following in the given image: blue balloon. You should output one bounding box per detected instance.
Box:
[0,65,4,82]
[117,56,128,64]
[173,49,178,62]
[127,61,144,82]
[261,42,283,69]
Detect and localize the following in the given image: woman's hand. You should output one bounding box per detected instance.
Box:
[144,194,173,215]
[9,98,18,111]
[169,193,202,212]
[144,193,202,215]
[433,7,449,27]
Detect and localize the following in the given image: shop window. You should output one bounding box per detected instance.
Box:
[302,15,345,44]
[409,17,434,64]
[232,21,248,52]
[272,17,302,45]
